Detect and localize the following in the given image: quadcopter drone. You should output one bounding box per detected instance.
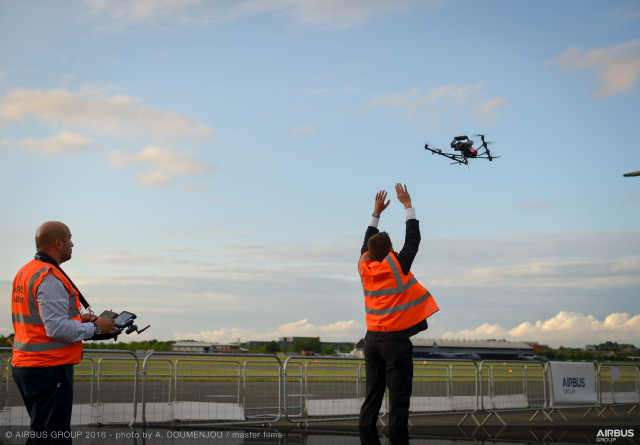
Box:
[424,134,499,165]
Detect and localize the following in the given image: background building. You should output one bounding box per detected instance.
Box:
[411,339,536,360]
[171,341,249,354]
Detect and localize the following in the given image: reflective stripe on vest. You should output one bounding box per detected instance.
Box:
[13,339,78,352]
[359,251,438,332]
[365,292,430,315]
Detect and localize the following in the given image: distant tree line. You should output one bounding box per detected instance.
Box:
[83,339,174,351]
[537,342,638,362]
[0,334,174,351]
[0,335,14,348]
[245,338,353,356]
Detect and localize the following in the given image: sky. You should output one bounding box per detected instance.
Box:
[1,0,639,348]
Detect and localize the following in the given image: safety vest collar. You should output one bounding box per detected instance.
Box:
[360,252,419,297]
[17,263,79,325]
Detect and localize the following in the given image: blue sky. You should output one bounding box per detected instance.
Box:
[1,0,639,347]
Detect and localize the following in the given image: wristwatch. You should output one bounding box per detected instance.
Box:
[92,322,101,336]
[372,212,380,218]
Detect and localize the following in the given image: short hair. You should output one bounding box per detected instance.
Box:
[368,232,392,261]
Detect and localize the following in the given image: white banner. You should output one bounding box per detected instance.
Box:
[549,361,597,406]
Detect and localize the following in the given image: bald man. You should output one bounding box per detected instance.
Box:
[11,221,115,438]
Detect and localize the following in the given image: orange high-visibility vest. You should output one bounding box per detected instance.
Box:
[11,259,83,367]
[359,252,438,332]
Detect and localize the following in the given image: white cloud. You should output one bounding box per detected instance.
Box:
[82,0,432,32]
[83,0,204,32]
[0,87,212,143]
[0,87,215,189]
[0,131,102,155]
[257,0,423,29]
[79,230,640,292]
[431,256,640,290]
[365,87,424,114]
[109,145,214,187]
[612,2,640,24]
[364,82,504,124]
[68,230,639,345]
[174,318,363,343]
[474,97,506,124]
[549,39,640,99]
[416,231,640,291]
[442,311,640,347]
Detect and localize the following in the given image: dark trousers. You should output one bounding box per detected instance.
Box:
[359,339,413,429]
[12,364,74,441]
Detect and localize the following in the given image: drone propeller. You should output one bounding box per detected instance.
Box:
[473,134,495,145]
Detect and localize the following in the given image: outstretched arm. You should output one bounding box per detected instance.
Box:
[395,183,420,274]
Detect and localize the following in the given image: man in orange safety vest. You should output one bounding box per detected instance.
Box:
[11,221,116,439]
[358,184,439,439]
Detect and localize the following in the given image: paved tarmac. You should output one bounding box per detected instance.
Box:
[273,407,640,444]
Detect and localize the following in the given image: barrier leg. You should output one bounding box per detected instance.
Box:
[457,412,481,427]
[530,409,554,422]
[529,408,567,422]
[480,411,506,427]
[596,405,620,418]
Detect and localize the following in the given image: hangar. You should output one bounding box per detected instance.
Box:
[411,338,537,361]
[171,341,249,354]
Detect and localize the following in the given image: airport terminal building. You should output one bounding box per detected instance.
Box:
[171,341,250,354]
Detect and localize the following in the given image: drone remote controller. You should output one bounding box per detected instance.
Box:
[92,310,150,341]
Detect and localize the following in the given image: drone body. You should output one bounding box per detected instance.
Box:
[425,134,498,165]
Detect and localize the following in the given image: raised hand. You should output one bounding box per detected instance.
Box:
[395,183,412,209]
[374,190,390,215]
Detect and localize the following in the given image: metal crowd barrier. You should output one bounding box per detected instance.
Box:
[474,360,546,427]
[1,346,639,428]
[410,358,479,423]
[594,363,640,417]
[283,356,364,425]
[0,348,138,427]
[139,351,282,427]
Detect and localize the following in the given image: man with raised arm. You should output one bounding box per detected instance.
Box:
[358,183,439,434]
